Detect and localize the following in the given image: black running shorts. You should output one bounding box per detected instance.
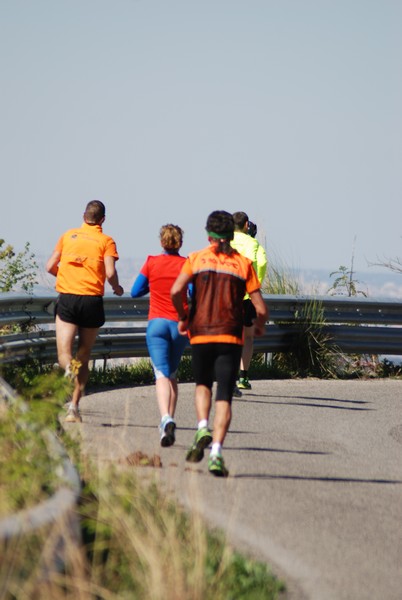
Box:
[243,298,257,327]
[55,293,105,328]
[191,343,242,402]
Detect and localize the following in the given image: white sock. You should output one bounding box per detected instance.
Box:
[198,419,208,430]
[210,442,222,457]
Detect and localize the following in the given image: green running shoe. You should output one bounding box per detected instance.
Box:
[186,428,212,463]
[237,377,251,390]
[208,454,229,478]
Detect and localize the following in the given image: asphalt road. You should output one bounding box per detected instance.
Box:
[64,379,402,600]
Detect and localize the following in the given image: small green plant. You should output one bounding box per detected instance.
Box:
[177,354,194,381]
[86,355,195,390]
[328,236,367,298]
[0,375,68,517]
[328,265,367,297]
[0,239,38,294]
[88,358,155,387]
[1,358,54,391]
[327,255,382,377]
[273,297,343,378]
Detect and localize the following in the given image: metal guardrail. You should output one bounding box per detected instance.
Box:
[1,293,402,364]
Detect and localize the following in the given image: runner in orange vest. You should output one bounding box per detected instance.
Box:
[46,200,124,423]
[171,210,268,477]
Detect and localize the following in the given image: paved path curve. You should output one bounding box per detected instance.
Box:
[66,379,402,600]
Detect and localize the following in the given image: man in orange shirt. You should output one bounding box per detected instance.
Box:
[47,200,124,423]
[171,210,268,477]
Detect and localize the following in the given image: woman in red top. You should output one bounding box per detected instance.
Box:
[131,224,189,447]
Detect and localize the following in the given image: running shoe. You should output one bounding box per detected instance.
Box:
[65,403,82,423]
[232,385,243,398]
[208,453,229,478]
[160,416,176,447]
[185,427,213,463]
[237,377,252,390]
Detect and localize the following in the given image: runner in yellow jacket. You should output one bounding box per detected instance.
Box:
[231,212,267,391]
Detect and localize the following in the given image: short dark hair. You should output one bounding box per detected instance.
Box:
[84,200,106,224]
[205,210,236,255]
[206,210,234,237]
[232,211,248,231]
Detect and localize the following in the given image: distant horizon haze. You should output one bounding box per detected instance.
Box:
[1,1,401,274]
[35,255,402,300]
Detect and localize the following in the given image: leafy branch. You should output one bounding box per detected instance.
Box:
[0,239,38,294]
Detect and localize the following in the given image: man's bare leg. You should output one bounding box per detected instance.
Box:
[55,315,77,371]
[240,324,255,371]
[194,384,212,422]
[212,400,232,446]
[72,327,99,407]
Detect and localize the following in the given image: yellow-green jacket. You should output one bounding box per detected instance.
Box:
[231,231,267,299]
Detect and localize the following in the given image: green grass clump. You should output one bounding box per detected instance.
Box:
[263,255,300,296]
[88,358,155,387]
[0,392,65,517]
[272,298,343,379]
[87,355,195,390]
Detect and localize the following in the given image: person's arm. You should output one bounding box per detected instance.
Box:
[256,244,268,284]
[249,289,268,337]
[46,250,61,277]
[171,272,192,335]
[104,255,124,296]
[131,273,149,298]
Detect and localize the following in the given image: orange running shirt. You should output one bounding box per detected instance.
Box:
[181,245,261,345]
[54,222,119,296]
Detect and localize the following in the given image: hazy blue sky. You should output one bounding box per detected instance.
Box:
[1,0,401,277]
